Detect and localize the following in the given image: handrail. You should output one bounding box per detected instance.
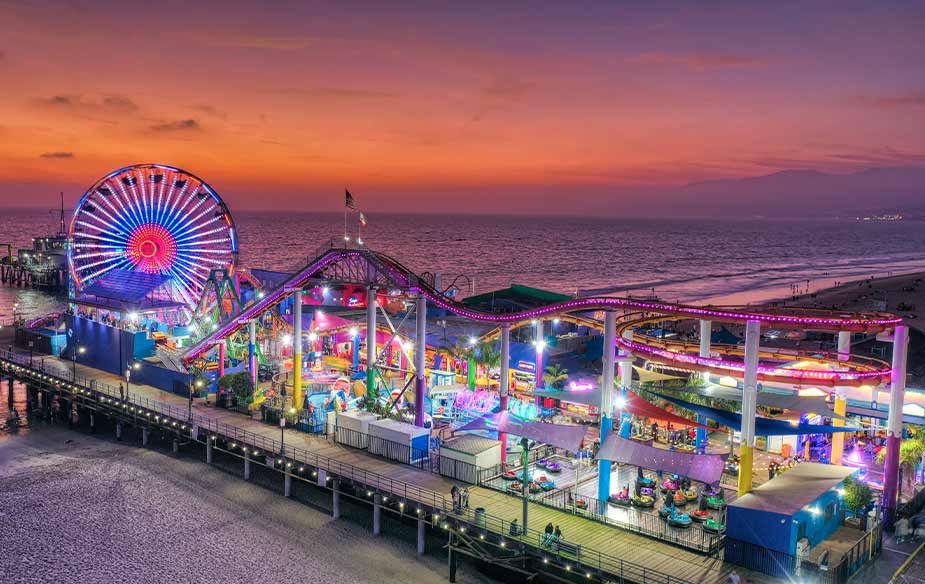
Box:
[0,350,693,584]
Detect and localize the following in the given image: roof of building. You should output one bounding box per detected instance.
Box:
[442,434,500,455]
[75,269,180,309]
[462,284,572,310]
[729,463,856,516]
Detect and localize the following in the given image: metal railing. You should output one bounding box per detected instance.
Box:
[0,350,694,584]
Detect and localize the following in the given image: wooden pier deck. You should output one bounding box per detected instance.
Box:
[4,348,778,584]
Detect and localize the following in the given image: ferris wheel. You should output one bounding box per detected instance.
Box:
[68,164,238,310]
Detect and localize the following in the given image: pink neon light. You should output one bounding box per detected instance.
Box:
[568,381,594,392]
[126,223,177,273]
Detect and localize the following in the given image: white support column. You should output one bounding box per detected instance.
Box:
[244,452,251,480]
[738,319,760,497]
[699,320,712,358]
[837,331,851,361]
[499,323,512,463]
[883,325,909,527]
[597,311,616,504]
[534,319,546,389]
[417,516,426,555]
[373,494,382,535]
[414,294,427,427]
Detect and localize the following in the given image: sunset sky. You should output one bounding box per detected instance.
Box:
[0,1,923,214]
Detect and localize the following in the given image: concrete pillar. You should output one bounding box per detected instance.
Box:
[292,290,303,410]
[883,325,909,528]
[115,421,122,441]
[499,323,511,464]
[332,480,341,519]
[172,438,179,453]
[413,294,427,427]
[598,311,616,503]
[142,428,149,446]
[244,453,251,480]
[448,532,458,583]
[837,331,851,361]
[89,413,95,433]
[366,286,377,399]
[534,320,545,390]
[218,341,225,378]
[617,355,634,439]
[248,320,257,391]
[373,494,382,535]
[284,469,292,497]
[417,516,426,555]
[737,320,760,497]
[699,319,712,383]
[206,437,213,464]
[831,387,848,465]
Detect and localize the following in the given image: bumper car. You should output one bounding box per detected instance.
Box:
[528,481,543,494]
[507,481,523,492]
[631,495,655,508]
[640,487,655,497]
[539,480,556,491]
[546,462,563,473]
[684,488,699,501]
[658,505,674,518]
[536,458,549,468]
[502,470,518,481]
[576,498,588,510]
[668,512,693,528]
[690,510,710,523]
[661,481,679,493]
[637,476,656,488]
[675,443,695,453]
[705,496,726,510]
[609,493,632,506]
[672,492,688,507]
[703,519,726,534]
[703,486,722,497]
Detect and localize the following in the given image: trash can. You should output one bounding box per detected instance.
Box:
[474,507,486,528]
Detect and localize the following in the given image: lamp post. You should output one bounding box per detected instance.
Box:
[126,361,140,401]
[72,345,85,381]
[189,376,203,420]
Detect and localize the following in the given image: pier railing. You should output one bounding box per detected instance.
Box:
[1,351,695,584]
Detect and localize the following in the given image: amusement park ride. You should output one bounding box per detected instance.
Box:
[46,164,915,551]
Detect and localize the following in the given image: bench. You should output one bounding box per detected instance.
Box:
[539,534,582,562]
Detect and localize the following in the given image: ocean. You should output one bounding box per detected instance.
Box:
[3,207,925,321]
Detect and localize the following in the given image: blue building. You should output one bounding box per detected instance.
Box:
[725,463,856,577]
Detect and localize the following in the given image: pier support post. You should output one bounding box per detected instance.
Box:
[413,294,427,427]
[737,320,760,497]
[248,320,258,391]
[142,428,149,446]
[366,286,377,400]
[617,355,634,439]
[284,469,292,497]
[373,494,382,535]
[448,532,458,583]
[332,480,341,519]
[417,516,426,555]
[7,377,12,406]
[244,452,251,480]
[292,289,303,410]
[831,331,852,465]
[206,437,213,464]
[597,311,616,506]
[884,325,909,529]
[89,413,95,433]
[699,320,712,383]
[115,421,123,441]
[172,438,179,454]
[499,323,511,463]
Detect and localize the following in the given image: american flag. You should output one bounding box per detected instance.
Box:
[345,189,357,209]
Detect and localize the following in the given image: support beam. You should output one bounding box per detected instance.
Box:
[142,428,149,446]
[617,355,634,439]
[292,290,303,410]
[366,286,377,400]
[883,325,909,528]
[534,319,545,390]
[597,311,616,504]
[737,320,760,497]
[284,469,292,497]
[499,323,511,464]
[248,320,257,391]
[115,421,122,441]
[206,437,213,464]
[332,480,341,519]
[244,452,251,480]
[413,294,427,427]
[373,494,382,535]
[699,320,712,383]
[417,516,426,555]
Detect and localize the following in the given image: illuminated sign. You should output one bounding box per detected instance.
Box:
[568,381,594,392]
[516,360,535,373]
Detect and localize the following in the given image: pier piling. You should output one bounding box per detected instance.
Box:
[142,428,149,446]
[172,438,179,454]
[448,532,458,583]
[373,494,382,535]
[89,413,95,433]
[115,422,122,441]
[244,452,251,480]
[206,437,213,464]
[284,470,292,497]
[332,480,340,519]
[417,517,425,555]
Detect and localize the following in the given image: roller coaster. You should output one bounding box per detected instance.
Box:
[182,247,901,388]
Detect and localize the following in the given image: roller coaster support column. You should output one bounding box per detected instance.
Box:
[218,341,225,378]
[499,323,511,464]
[366,286,377,400]
[883,325,909,529]
[292,290,303,410]
[617,354,634,439]
[697,320,712,453]
[831,331,851,465]
[597,311,616,505]
[413,294,427,427]
[248,320,257,390]
[534,319,545,395]
[738,320,760,497]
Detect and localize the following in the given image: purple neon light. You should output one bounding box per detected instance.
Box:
[184,248,902,364]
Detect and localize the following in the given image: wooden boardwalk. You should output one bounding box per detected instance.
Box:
[17,352,781,584]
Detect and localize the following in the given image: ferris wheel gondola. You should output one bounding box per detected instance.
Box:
[68,164,238,314]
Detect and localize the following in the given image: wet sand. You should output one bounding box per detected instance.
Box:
[0,422,492,584]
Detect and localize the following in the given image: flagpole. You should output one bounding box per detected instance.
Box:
[344,197,348,244]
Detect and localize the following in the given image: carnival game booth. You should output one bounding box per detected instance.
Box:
[724,463,856,579]
[439,435,503,484]
[335,409,380,449]
[368,418,431,465]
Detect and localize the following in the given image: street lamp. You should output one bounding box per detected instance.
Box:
[126,361,140,400]
[189,376,203,420]
[72,345,85,381]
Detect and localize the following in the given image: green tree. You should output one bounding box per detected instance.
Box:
[877,437,925,497]
[476,340,501,374]
[543,364,569,390]
[842,475,873,515]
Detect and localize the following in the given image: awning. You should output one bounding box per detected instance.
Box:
[624,391,712,430]
[663,386,842,419]
[457,412,587,452]
[596,434,728,485]
[634,366,685,383]
[645,390,862,436]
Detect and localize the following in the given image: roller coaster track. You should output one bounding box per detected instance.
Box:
[182,248,901,386]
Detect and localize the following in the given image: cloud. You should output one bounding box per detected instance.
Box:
[39,151,74,159]
[150,119,200,132]
[191,104,227,119]
[262,86,398,100]
[852,93,925,109]
[627,52,768,71]
[481,76,534,101]
[34,94,139,115]
[185,32,314,50]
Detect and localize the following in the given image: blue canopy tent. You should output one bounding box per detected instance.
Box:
[645,390,861,436]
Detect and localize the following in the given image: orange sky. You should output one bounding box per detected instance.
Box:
[0,1,923,213]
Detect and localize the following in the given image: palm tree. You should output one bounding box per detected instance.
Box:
[441,338,477,390]
[476,340,501,376]
[877,436,925,498]
[543,364,569,390]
